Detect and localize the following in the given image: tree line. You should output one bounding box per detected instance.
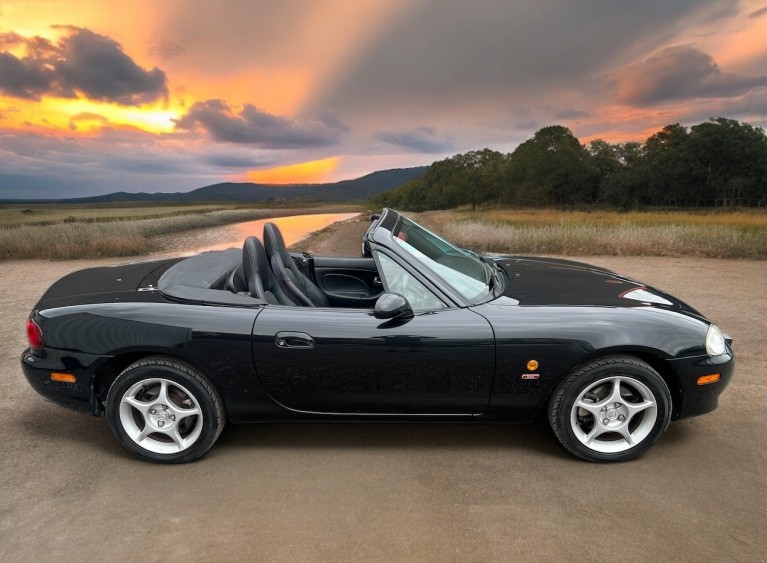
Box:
[372,118,767,210]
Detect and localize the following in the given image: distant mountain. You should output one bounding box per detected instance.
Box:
[2,167,427,204]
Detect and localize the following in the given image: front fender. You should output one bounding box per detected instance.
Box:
[471,303,710,420]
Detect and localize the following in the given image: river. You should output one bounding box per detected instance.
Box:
[153,212,360,255]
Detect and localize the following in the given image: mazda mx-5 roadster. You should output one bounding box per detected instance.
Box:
[21,208,734,463]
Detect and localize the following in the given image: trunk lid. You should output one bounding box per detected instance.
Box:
[35,258,180,309]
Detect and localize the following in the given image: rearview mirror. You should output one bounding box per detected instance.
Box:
[374,293,414,320]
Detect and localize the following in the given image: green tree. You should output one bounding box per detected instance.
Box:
[640,123,696,206]
[586,139,621,204]
[450,149,507,209]
[505,126,593,205]
[372,149,507,210]
[687,118,767,206]
[597,142,646,208]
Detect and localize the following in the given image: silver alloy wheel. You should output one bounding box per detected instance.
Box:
[118,377,204,454]
[569,375,658,454]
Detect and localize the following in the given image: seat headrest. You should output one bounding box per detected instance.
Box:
[242,236,268,298]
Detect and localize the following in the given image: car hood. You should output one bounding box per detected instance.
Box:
[492,256,703,316]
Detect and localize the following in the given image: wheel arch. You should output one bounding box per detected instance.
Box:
[627,351,683,421]
[558,347,682,420]
[92,351,214,416]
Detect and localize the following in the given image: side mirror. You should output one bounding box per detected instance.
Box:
[374,293,414,320]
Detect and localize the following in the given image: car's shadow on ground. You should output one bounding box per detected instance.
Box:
[17,399,697,463]
[215,418,568,459]
[15,400,568,461]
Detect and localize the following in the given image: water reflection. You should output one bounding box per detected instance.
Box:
[157,212,359,255]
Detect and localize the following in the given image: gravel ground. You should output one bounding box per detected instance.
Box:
[1,216,765,562]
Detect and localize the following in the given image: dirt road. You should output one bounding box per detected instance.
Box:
[1,218,765,562]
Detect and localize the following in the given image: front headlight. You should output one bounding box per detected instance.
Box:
[706,324,726,356]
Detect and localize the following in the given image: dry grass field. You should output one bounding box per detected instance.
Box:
[0,203,252,226]
[423,208,767,259]
[0,204,363,260]
[2,203,766,260]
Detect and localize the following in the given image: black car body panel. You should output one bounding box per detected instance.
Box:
[495,256,703,314]
[251,305,494,416]
[36,258,179,308]
[471,301,730,420]
[21,208,734,460]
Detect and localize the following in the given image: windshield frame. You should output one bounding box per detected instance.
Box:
[366,209,502,307]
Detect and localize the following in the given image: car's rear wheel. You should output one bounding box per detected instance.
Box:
[106,357,224,463]
[548,356,671,462]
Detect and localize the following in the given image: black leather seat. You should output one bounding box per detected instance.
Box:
[263,222,330,307]
[241,236,294,305]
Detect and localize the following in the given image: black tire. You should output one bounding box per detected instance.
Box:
[105,357,224,463]
[548,356,671,462]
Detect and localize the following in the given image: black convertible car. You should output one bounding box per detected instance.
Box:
[22,209,733,463]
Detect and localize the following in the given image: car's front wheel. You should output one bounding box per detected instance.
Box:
[106,357,224,463]
[548,356,671,462]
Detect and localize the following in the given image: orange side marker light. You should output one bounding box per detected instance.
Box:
[697,374,720,385]
[51,372,77,383]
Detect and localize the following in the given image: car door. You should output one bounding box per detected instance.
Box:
[251,305,495,415]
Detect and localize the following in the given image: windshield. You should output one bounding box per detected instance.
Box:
[391,216,490,301]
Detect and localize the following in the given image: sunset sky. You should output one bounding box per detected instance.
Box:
[2,0,767,198]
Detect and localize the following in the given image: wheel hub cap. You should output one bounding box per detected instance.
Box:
[149,404,176,429]
[600,402,628,426]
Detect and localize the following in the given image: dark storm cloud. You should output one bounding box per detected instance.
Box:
[175,100,346,148]
[0,27,168,105]
[374,127,453,153]
[0,51,58,99]
[612,46,767,105]
[0,32,67,99]
[53,26,168,105]
[310,0,739,115]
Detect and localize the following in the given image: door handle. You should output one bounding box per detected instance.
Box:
[275,331,315,349]
[372,276,383,286]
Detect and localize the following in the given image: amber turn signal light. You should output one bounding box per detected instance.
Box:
[696,374,720,385]
[51,373,77,383]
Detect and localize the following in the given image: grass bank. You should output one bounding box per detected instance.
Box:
[420,208,767,259]
[0,205,362,260]
[0,203,236,227]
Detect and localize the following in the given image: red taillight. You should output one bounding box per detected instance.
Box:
[26,318,44,351]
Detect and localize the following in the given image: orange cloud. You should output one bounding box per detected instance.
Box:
[246,156,341,184]
[580,126,659,145]
[704,1,767,72]
[170,68,312,117]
